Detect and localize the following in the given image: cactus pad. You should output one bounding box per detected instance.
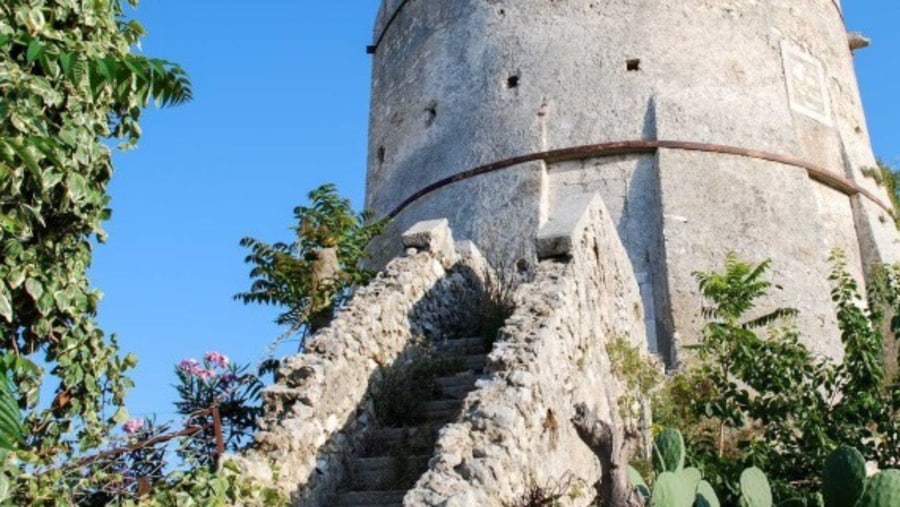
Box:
[650,471,696,507]
[628,464,651,500]
[695,479,720,507]
[822,445,866,507]
[738,467,772,507]
[653,428,685,473]
[857,469,900,507]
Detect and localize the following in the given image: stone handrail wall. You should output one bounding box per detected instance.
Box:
[405,194,649,506]
[232,220,489,505]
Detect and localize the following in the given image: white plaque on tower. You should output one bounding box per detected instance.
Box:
[781,41,833,126]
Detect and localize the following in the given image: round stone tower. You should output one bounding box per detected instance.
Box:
[364,0,899,364]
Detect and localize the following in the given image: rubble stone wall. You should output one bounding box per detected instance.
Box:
[232,220,489,505]
[405,194,649,506]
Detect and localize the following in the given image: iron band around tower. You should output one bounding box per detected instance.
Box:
[385,140,893,220]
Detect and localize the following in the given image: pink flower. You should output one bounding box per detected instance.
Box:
[178,358,201,374]
[204,351,230,369]
[196,368,217,381]
[123,418,144,435]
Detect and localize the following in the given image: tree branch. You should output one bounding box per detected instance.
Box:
[571,403,643,507]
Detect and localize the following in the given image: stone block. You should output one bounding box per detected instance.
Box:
[535,193,600,259]
[402,218,459,268]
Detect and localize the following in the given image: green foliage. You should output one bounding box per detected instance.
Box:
[236,183,386,347]
[649,469,699,507]
[0,358,22,453]
[822,445,866,507]
[124,460,285,507]
[858,470,900,507]
[654,428,686,474]
[478,267,517,348]
[629,464,652,501]
[0,0,194,503]
[608,336,664,423]
[696,480,720,507]
[173,354,263,469]
[630,428,770,507]
[737,467,771,507]
[656,253,900,505]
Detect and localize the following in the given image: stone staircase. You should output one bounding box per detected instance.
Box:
[335,336,489,506]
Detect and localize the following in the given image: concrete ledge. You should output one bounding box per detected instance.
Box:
[535,193,601,260]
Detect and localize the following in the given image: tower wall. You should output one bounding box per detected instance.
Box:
[365,0,899,363]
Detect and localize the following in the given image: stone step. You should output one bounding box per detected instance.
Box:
[434,373,478,399]
[432,336,488,355]
[336,490,406,506]
[421,399,462,421]
[349,455,431,490]
[421,353,487,377]
[358,425,440,457]
[458,353,487,372]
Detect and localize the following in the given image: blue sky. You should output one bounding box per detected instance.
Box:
[90,3,900,421]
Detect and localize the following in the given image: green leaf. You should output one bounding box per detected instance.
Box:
[6,269,25,290]
[25,39,42,64]
[0,474,10,504]
[111,406,129,424]
[0,35,10,48]
[0,285,12,322]
[5,139,41,180]
[59,52,75,78]
[0,365,22,452]
[739,467,772,507]
[95,58,111,80]
[66,172,88,201]
[58,127,79,147]
[24,278,43,302]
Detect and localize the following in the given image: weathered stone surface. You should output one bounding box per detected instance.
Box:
[402,219,459,269]
[535,193,598,259]
[230,222,490,506]
[235,201,651,506]
[365,0,900,365]
[404,196,649,506]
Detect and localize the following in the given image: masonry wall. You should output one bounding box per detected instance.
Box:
[404,195,649,506]
[231,223,489,505]
[366,0,900,363]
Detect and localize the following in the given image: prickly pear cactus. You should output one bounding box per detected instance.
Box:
[822,445,866,507]
[653,428,685,473]
[628,464,651,501]
[695,479,720,507]
[857,469,900,507]
[650,470,697,507]
[738,467,772,507]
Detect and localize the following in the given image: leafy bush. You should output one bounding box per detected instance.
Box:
[655,253,900,504]
[236,184,385,349]
[173,352,263,469]
[0,0,193,503]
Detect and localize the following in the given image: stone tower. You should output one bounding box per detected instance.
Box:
[364,0,900,364]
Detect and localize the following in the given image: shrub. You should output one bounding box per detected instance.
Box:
[655,252,900,504]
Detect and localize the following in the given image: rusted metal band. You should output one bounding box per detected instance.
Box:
[368,0,413,54]
[385,140,892,219]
